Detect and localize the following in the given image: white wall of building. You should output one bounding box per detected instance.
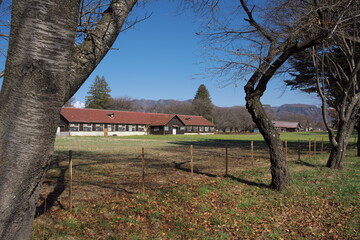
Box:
[59,131,148,137]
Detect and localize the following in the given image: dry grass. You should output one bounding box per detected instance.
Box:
[32,133,359,239]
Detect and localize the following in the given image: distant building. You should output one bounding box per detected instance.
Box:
[58,108,215,136]
[253,121,302,133]
[272,121,302,132]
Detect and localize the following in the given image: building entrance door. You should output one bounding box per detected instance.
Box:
[172,128,177,135]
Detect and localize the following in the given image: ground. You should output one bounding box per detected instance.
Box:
[32,132,359,239]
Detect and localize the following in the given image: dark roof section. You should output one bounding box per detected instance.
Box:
[272,121,301,129]
[60,108,215,127]
[177,115,215,127]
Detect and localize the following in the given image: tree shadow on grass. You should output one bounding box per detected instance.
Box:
[169,139,267,149]
[294,160,324,168]
[35,151,68,217]
[224,174,271,189]
[172,161,217,177]
[35,150,135,217]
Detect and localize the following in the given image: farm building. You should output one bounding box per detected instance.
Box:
[58,108,215,136]
[272,121,302,132]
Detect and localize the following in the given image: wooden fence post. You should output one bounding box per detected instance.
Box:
[190,145,194,176]
[284,140,288,161]
[251,141,254,165]
[314,138,317,154]
[142,147,145,194]
[308,139,311,155]
[321,137,324,153]
[297,139,301,162]
[68,150,73,211]
[225,144,228,176]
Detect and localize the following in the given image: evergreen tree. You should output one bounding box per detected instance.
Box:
[85,75,112,109]
[192,84,214,121]
[194,84,211,100]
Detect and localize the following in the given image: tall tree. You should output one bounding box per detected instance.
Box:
[287,26,360,167]
[188,0,357,190]
[192,84,214,121]
[0,0,138,238]
[85,75,112,109]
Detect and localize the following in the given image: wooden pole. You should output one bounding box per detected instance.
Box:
[308,139,311,155]
[314,138,317,154]
[190,145,194,176]
[297,139,301,162]
[68,150,73,211]
[251,141,254,165]
[225,144,228,176]
[142,147,145,194]
[284,140,288,161]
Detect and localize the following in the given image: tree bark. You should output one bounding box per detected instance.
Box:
[245,92,290,191]
[326,116,357,169]
[0,1,79,239]
[0,0,137,239]
[356,118,360,157]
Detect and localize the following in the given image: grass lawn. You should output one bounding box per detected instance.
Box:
[32,132,359,239]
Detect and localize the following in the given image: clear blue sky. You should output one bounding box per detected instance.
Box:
[0,0,320,108]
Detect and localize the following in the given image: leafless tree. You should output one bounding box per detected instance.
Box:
[310,20,360,168]
[215,106,253,132]
[189,0,358,190]
[0,0,140,238]
[110,96,138,111]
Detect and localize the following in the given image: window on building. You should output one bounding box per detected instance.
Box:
[70,123,79,131]
[107,124,115,132]
[83,123,92,131]
[193,126,199,132]
[138,125,145,131]
[128,125,136,131]
[96,124,104,131]
[118,125,126,131]
[186,126,192,132]
[180,127,185,131]
[59,125,65,132]
[205,127,209,132]
[199,126,204,132]
[164,126,169,131]
[153,127,159,132]
[210,127,215,132]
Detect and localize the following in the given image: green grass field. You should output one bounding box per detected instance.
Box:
[32,132,359,239]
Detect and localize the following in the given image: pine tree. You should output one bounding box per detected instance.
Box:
[85,75,112,109]
[192,84,214,121]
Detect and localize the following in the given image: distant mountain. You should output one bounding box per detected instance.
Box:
[273,104,322,121]
[133,99,192,111]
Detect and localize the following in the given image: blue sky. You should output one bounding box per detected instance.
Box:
[0,0,320,108]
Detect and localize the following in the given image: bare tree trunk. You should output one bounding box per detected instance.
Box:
[0,0,137,238]
[245,93,290,191]
[356,119,360,157]
[0,1,79,239]
[326,119,356,169]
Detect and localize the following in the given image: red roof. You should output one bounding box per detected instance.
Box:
[60,108,215,127]
[177,115,215,127]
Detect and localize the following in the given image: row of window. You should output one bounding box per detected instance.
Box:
[68,123,145,132]
[153,126,215,132]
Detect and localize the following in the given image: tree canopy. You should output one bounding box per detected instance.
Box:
[192,84,214,121]
[85,75,112,109]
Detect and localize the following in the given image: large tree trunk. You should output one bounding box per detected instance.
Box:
[245,93,290,191]
[356,119,360,157]
[0,0,137,238]
[326,120,356,169]
[0,1,79,239]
